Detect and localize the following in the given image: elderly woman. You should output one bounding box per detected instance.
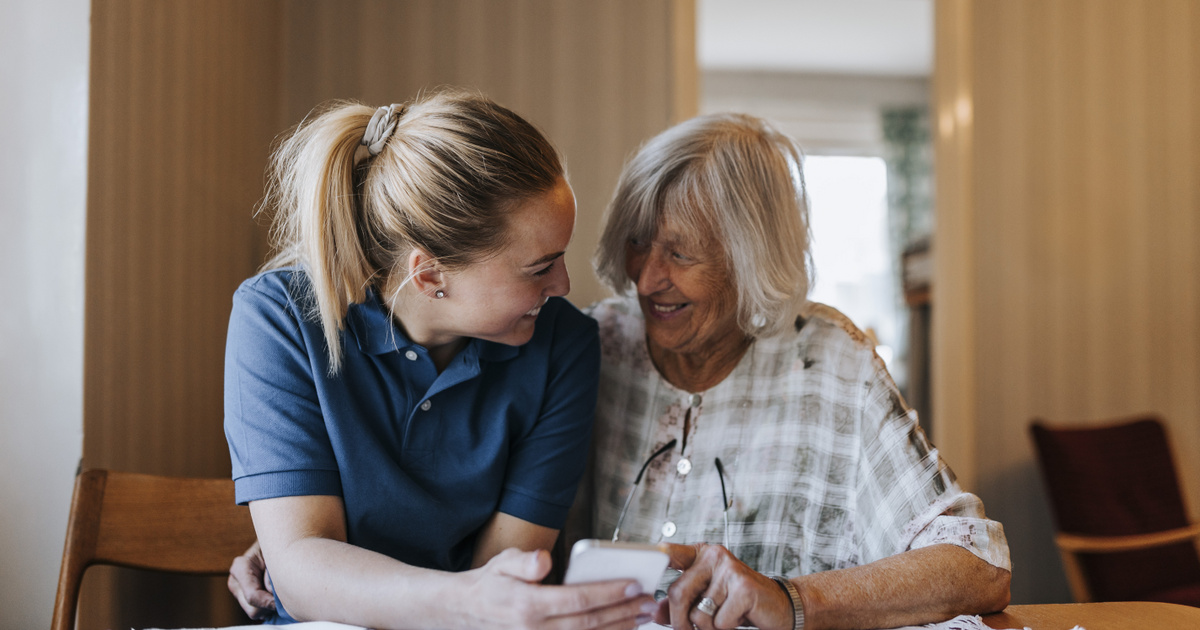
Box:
[585,112,1010,630]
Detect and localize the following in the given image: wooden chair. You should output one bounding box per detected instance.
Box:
[51,469,258,630]
[1030,416,1200,605]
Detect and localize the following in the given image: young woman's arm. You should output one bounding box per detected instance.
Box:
[471,512,560,569]
[252,495,655,630]
[227,511,581,622]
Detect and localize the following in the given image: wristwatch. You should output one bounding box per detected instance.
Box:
[770,576,805,630]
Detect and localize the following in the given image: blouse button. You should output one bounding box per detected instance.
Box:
[405,350,418,361]
[420,400,432,411]
[661,521,677,538]
[676,458,692,475]
[688,393,702,408]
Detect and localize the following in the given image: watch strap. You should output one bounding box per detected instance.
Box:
[770,575,805,630]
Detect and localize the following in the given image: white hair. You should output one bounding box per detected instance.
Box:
[593,112,812,338]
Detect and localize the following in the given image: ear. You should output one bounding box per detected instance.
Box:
[405,248,445,298]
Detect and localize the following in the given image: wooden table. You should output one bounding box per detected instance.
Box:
[982,601,1200,629]
[199,602,1200,630]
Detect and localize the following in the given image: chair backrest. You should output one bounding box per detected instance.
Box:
[51,469,258,630]
[1030,416,1200,602]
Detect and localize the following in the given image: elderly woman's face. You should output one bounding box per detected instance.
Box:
[625,213,740,357]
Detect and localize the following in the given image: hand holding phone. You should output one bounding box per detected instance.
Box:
[562,539,671,596]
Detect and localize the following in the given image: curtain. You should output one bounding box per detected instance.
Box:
[882,106,934,437]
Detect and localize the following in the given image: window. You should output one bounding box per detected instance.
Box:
[804,155,904,383]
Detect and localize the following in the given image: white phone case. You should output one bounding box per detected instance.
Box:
[562,539,671,596]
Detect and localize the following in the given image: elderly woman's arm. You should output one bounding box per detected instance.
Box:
[791,544,1010,629]
[660,542,1010,630]
[227,541,275,619]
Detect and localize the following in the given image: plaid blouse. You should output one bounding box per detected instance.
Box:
[587,297,1010,577]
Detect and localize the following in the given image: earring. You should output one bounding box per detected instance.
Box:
[434,289,446,299]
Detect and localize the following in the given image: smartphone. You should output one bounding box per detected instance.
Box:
[562,539,671,596]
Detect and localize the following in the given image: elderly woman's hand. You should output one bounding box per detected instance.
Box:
[657,543,796,630]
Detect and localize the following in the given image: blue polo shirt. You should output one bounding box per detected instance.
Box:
[224,268,598,622]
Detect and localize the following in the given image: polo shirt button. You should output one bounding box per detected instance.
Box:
[420,400,432,411]
[405,350,418,361]
[676,458,692,475]
[688,393,702,407]
[661,521,677,538]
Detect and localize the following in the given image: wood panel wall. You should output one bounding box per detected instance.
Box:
[934,0,1200,604]
[85,0,283,477]
[82,1,695,626]
[83,1,284,626]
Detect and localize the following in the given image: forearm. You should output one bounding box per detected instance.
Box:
[248,497,653,630]
[793,544,1011,630]
[269,535,462,630]
[250,495,470,630]
[471,512,559,569]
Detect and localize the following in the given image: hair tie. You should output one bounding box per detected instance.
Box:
[362,103,406,156]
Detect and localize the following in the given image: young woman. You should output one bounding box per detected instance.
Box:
[223,90,655,629]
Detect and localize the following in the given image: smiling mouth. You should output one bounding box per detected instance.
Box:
[651,302,687,314]
[525,301,547,317]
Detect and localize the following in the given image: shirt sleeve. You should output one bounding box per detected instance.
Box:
[223,278,342,505]
[497,304,600,529]
[855,359,1011,571]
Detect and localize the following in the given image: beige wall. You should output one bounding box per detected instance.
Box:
[80,1,695,627]
[935,0,1200,604]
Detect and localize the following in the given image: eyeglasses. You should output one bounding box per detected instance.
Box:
[715,456,731,549]
[611,439,675,543]
[611,439,735,549]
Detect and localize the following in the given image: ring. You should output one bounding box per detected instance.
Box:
[696,596,718,616]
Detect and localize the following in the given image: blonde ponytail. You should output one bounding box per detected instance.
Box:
[260,102,375,371]
[259,90,563,373]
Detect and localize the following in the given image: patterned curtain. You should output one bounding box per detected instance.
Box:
[882,106,934,436]
[883,106,934,249]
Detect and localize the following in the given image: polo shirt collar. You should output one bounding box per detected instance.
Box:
[346,291,519,363]
[479,340,519,362]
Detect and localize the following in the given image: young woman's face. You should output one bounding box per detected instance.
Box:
[440,178,576,346]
